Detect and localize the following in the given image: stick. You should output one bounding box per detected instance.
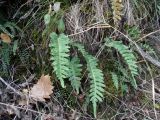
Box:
[0,77,23,96]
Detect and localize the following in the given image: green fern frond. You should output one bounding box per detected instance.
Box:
[0,24,14,37]
[87,55,105,117]
[111,72,119,90]
[127,26,140,40]
[140,43,157,56]
[72,43,88,56]
[0,43,11,75]
[4,23,16,36]
[0,22,21,76]
[0,22,22,38]
[69,57,82,94]
[4,22,23,34]
[49,32,70,88]
[105,38,138,88]
[13,40,18,55]
[72,43,105,117]
[18,50,30,65]
[121,80,128,93]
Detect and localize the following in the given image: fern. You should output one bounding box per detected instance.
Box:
[120,79,128,93]
[0,43,11,75]
[18,49,30,65]
[0,22,22,38]
[105,38,138,88]
[49,32,70,88]
[72,43,88,56]
[69,57,82,94]
[0,24,13,37]
[140,43,157,56]
[111,0,123,26]
[13,40,18,55]
[3,22,16,36]
[111,72,119,90]
[87,55,105,117]
[0,22,22,76]
[127,26,140,40]
[73,43,105,117]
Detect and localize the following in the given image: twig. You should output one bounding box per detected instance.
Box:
[68,24,111,37]
[136,29,160,42]
[109,26,160,68]
[0,102,44,115]
[0,77,23,96]
[68,23,160,68]
[109,26,159,120]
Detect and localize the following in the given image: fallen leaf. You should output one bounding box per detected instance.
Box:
[30,74,53,101]
[0,33,11,43]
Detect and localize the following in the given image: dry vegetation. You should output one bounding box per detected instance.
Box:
[0,0,160,119]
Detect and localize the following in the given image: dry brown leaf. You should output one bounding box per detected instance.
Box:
[0,33,11,43]
[30,74,53,101]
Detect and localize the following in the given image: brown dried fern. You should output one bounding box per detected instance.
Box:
[111,0,123,27]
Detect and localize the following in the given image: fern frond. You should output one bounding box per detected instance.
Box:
[105,38,138,88]
[0,22,23,38]
[4,22,23,34]
[69,57,82,94]
[127,26,140,40]
[111,0,123,26]
[18,49,30,65]
[0,24,14,38]
[0,43,11,75]
[111,72,119,90]
[72,43,105,117]
[121,79,128,93]
[13,40,18,55]
[140,43,157,56]
[87,55,105,117]
[49,32,70,88]
[72,43,88,56]
[4,23,16,36]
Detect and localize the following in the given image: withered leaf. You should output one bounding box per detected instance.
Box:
[0,33,11,43]
[30,74,53,101]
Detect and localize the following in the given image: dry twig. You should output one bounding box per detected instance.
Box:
[0,77,23,96]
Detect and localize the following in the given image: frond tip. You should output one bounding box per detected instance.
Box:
[49,32,70,88]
